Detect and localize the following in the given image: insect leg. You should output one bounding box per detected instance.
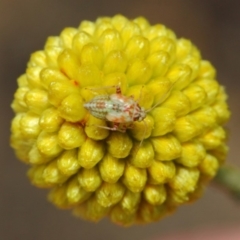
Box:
[91,122,126,132]
[135,85,145,104]
[139,119,148,147]
[115,85,122,94]
[84,85,123,99]
[85,85,121,93]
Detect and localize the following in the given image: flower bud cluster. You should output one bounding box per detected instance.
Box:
[11,15,230,225]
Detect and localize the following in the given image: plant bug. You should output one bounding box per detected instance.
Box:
[83,83,175,135]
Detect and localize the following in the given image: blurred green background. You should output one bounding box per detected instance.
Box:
[1,0,240,239]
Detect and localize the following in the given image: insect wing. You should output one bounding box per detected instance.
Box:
[84,95,110,120]
[105,94,135,123]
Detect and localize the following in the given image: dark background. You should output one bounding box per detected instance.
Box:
[1,0,240,239]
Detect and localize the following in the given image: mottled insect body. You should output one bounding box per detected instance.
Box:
[84,84,175,133]
[83,85,146,131]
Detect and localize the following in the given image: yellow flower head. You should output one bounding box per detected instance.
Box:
[10,15,230,226]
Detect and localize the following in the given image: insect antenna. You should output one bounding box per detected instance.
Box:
[136,85,145,102]
[134,81,177,151]
[84,85,118,96]
[139,119,148,147]
[145,81,176,113]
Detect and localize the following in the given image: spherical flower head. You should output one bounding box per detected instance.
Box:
[10,15,230,226]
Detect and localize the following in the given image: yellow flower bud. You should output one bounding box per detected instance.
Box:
[151,134,182,161]
[84,114,109,140]
[191,106,217,129]
[58,93,86,122]
[24,88,50,114]
[40,67,69,90]
[106,132,132,158]
[133,17,150,31]
[26,67,42,88]
[196,78,219,104]
[122,163,147,192]
[144,184,167,205]
[199,153,219,179]
[42,160,68,185]
[119,190,141,213]
[102,72,128,93]
[110,204,136,226]
[80,43,103,68]
[57,49,81,80]
[72,31,92,56]
[57,149,80,176]
[121,22,141,45]
[150,107,176,136]
[176,39,195,59]
[20,112,41,138]
[176,140,206,167]
[78,138,105,169]
[161,90,191,117]
[78,20,95,35]
[146,24,174,41]
[45,46,63,67]
[58,122,86,149]
[138,201,169,223]
[10,115,32,162]
[168,166,200,193]
[48,184,69,208]
[99,153,125,183]
[28,144,53,164]
[103,51,128,74]
[129,115,154,141]
[96,182,125,207]
[28,51,47,68]
[77,64,102,87]
[213,101,231,124]
[146,51,171,78]
[128,140,154,168]
[109,190,140,224]
[28,165,53,188]
[148,160,176,184]
[11,15,230,226]
[166,64,192,90]
[182,55,201,81]
[198,60,216,78]
[124,36,149,60]
[127,59,152,85]
[36,131,63,157]
[17,73,28,86]
[98,29,123,56]
[199,126,226,149]
[39,107,64,133]
[44,36,61,49]
[73,196,109,222]
[47,79,80,107]
[183,83,207,111]
[173,115,203,142]
[66,176,91,205]
[150,37,176,64]
[77,166,102,192]
[60,27,78,49]
[126,84,153,109]
[147,77,173,104]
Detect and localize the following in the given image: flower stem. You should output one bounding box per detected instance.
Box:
[214,165,240,201]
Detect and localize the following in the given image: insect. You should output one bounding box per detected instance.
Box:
[83,83,175,133]
[83,85,146,132]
